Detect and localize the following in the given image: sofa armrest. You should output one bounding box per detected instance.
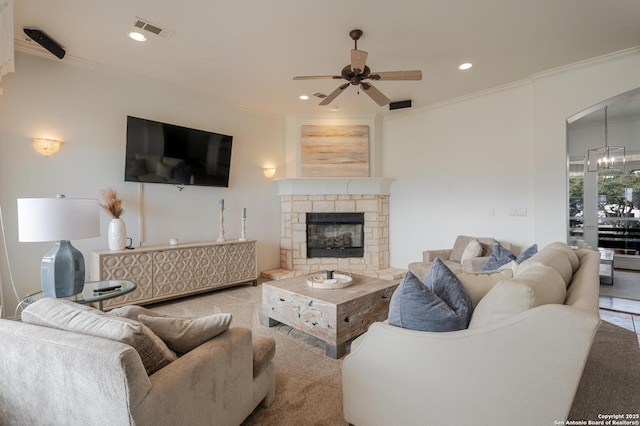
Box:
[0,320,150,426]
[423,249,452,262]
[133,327,254,426]
[342,305,600,426]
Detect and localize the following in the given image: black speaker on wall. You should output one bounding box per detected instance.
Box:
[23,28,66,59]
[389,100,412,110]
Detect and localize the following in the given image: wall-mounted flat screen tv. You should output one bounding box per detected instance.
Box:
[125,116,233,188]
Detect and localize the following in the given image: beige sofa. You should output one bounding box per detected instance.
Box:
[343,242,601,426]
[0,313,275,425]
[408,235,512,277]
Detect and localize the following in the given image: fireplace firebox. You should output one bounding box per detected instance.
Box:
[306,213,364,258]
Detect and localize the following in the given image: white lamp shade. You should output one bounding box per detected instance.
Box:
[17,197,100,242]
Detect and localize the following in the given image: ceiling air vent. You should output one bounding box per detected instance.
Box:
[313,92,327,99]
[133,18,174,39]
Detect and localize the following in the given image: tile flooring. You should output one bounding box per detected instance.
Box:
[599,307,640,347]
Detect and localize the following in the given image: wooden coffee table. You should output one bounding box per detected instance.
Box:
[262,273,400,358]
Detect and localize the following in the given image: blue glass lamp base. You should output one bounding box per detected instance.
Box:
[41,240,86,298]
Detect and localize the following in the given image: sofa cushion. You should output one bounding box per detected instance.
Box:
[461,239,483,262]
[468,264,566,329]
[481,243,516,271]
[455,269,514,307]
[138,313,232,354]
[22,298,176,375]
[408,259,463,282]
[389,259,473,332]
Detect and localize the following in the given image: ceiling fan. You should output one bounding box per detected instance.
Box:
[293,29,422,107]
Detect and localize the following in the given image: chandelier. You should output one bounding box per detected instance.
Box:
[587,106,625,172]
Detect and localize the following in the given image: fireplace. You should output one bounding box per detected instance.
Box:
[306,213,364,258]
[276,178,394,275]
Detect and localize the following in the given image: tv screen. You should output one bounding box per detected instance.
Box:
[125,116,233,187]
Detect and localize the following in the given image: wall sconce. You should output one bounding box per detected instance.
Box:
[32,138,63,157]
[263,167,276,178]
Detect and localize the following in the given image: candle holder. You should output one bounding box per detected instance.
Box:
[239,217,247,241]
[217,207,226,242]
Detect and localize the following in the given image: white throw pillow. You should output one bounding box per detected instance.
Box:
[461,239,483,262]
[138,313,232,354]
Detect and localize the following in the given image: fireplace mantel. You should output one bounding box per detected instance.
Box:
[275,178,395,196]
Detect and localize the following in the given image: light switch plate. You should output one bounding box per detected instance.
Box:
[508,208,527,216]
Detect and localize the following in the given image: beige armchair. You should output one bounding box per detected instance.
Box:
[0,321,275,426]
[408,235,511,279]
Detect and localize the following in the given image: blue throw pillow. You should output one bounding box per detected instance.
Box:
[388,259,473,332]
[516,244,538,263]
[481,243,516,271]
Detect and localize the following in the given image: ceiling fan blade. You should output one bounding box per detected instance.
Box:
[293,75,342,80]
[319,83,350,106]
[369,70,422,81]
[351,49,368,73]
[360,82,391,106]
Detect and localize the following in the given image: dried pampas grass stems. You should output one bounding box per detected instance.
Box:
[100,188,123,219]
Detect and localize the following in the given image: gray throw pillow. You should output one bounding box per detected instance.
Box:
[388,259,473,332]
[516,244,538,263]
[138,313,232,354]
[481,243,516,271]
[22,298,176,375]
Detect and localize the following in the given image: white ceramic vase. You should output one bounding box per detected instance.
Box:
[108,218,127,251]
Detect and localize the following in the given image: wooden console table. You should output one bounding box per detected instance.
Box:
[91,240,257,310]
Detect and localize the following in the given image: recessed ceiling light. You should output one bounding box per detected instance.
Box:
[129,32,147,42]
[458,62,472,71]
[329,105,340,111]
[299,95,309,100]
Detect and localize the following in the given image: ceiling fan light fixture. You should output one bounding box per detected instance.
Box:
[458,62,473,70]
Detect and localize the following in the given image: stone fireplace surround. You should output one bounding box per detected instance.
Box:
[263,178,405,280]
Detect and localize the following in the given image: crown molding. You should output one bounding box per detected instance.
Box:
[531,46,640,81]
[385,46,640,122]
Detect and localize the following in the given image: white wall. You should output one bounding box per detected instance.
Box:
[532,48,640,247]
[383,48,640,269]
[383,84,536,266]
[0,52,284,317]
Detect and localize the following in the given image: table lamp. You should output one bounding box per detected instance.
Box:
[17,195,100,297]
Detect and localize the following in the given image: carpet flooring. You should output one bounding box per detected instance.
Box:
[148,284,640,425]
